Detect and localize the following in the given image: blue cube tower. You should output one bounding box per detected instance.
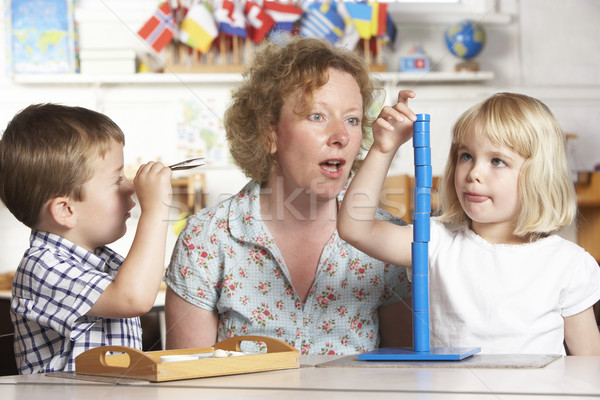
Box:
[358,114,480,361]
[412,113,432,352]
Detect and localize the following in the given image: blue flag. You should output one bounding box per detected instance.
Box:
[299,2,345,45]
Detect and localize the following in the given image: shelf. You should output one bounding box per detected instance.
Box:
[13,71,494,85]
[374,71,495,84]
[388,12,513,26]
[12,73,245,85]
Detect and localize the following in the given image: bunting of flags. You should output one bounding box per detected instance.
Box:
[138,0,397,54]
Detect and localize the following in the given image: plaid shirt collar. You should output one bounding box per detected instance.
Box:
[30,230,123,274]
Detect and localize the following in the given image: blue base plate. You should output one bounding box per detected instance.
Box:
[358,347,481,361]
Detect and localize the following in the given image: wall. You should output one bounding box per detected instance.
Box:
[0,0,599,273]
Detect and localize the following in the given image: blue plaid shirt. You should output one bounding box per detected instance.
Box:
[10,231,142,374]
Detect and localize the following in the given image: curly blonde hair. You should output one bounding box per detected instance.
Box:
[224,36,379,183]
[438,92,576,238]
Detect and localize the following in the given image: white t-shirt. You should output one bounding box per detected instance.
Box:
[427,219,600,355]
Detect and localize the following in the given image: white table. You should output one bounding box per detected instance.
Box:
[0,355,599,399]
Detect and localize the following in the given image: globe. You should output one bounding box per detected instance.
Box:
[445,20,486,60]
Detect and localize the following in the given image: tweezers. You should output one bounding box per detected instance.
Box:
[168,157,206,171]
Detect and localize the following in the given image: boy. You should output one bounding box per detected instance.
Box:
[0,103,172,373]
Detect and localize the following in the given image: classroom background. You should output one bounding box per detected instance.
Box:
[0,0,599,275]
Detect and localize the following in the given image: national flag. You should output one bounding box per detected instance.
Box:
[263,1,303,33]
[245,1,276,43]
[299,2,345,45]
[345,1,372,40]
[370,2,387,37]
[214,0,247,38]
[335,0,360,50]
[179,2,218,53]
[385,13,400,50]
[137,2,176,52]
[368,1,388,56]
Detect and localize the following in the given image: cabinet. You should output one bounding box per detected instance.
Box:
[575,172,600,263]
[171,173,205,215]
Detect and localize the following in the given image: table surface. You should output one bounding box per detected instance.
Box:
[0,355,599,399]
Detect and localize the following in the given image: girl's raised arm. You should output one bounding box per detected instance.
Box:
[338,90,417,267]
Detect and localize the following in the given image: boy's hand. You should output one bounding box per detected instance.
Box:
[133,162,172,214]
[372,90,417,154]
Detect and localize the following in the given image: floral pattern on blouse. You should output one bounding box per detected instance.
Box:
[166,181,411,355]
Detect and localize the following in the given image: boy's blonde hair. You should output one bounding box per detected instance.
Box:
[438,92,576,238]
[225,36,378,183]
[0,103,125,228]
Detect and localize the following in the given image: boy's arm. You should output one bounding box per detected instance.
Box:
[338,90,416,267]
[88,162,172,318]
[564,306,600,355]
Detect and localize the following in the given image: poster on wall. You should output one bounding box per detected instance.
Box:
[177,96,231,167]
[6,0,77,74]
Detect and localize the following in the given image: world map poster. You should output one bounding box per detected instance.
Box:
[7,0,76,73]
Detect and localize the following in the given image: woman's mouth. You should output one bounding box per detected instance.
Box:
[320,159,346,178]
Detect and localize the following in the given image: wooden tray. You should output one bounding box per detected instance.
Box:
[75,335,299,382]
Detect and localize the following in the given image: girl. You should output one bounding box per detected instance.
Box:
[338,91,600,355]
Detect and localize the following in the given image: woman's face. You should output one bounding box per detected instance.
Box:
[269,68,364,202]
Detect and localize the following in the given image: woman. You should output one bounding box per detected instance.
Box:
[165,37,411,355]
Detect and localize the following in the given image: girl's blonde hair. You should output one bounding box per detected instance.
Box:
[224,36,378,183]
[438,92,576,238]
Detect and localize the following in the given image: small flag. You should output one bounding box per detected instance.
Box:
[299,2,345,45]
[137,2,176,52]
[385,14,400,50]
[263,1,303,33]
[345,1,372,40]
[370,2,387,37]
[245,1,276,43]
[214,0,247,38]
[335,0,360,50]
[179,2,218,53]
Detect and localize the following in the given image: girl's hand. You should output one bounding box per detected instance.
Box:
[372,90,417,154]
[133,161,173,214]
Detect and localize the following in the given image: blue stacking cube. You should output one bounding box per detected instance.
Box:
[413,131,430,148]
[413,212,430,242]
[415,165,432,188]
[411,242,428,275]
[414,187,431,213]
[414,147,431,166]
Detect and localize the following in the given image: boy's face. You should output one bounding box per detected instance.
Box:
[71,140,135,252]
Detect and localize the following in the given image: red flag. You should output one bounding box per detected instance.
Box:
[244,1,275,44]
[376,3,388,37]
[137,2,176,52]
[263,1,303,32]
